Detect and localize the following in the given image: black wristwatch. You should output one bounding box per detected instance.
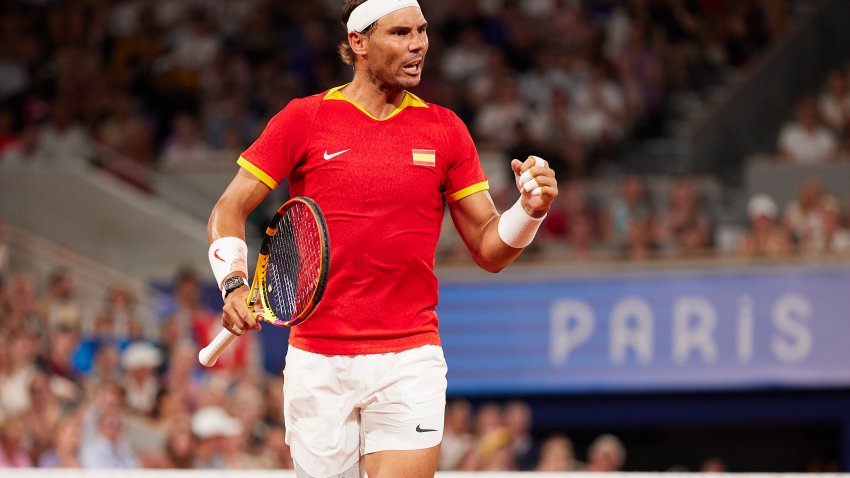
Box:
[221,276,248,300]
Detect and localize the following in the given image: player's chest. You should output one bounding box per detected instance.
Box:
[297,122,447,193]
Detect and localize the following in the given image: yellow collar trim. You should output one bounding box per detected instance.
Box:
[323,84,428,121]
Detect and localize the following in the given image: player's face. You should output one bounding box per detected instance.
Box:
[366,7,428,89]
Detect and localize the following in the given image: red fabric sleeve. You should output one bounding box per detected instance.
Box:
[239,97,315,189]
[442,109,488,202]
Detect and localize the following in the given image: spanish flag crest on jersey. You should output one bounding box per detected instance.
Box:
[412,149,436,167]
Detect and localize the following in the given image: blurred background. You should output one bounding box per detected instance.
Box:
[2,0,850,473]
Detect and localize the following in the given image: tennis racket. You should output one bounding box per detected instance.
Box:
[198,196,330,367]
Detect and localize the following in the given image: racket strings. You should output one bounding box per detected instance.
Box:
[267,202,323,319]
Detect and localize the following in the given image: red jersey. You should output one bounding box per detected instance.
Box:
[239,85,488,355]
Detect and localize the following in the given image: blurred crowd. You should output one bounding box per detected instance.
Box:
[0,260,291,469]
[3,0,842,267]
[0,0,789,180]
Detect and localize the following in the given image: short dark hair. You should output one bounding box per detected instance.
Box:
[339,0,373,65]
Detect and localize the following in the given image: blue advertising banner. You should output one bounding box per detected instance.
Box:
[437,266,850,395]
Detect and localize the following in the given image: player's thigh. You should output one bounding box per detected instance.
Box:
[359,345,447,455]
[283,347,361,477]
[364,444,441,478]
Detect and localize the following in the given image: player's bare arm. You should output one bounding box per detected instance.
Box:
[448,156,558,272]
[208,168,271,335]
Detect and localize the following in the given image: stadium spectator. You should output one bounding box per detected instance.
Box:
[460,427,516,471]
[778,97,838,164]
[190,406,242,469]
[602,175,661,259]
[80,409,138,469]
[158,267,206,342]
[584,433,627,472]
[36,100,93,168]
[570,64,627,172]
[159,113,217,171]
[782,177,837,246]
[535,433,580,472]
[818,68,850,133]
[254,425,294,469]
[38,415,80,468]
[529,88,586,178]
[0,332,39,418]
[161,426,195,469]
[37,415,82,468]
[39,267,82,332]
[441,29,490,85]
[121,341,163,417]
[95,91,156,167]
[800,196,850,257]
[0,414,32,468]
[474,78,531,149]
[439,399,475,470]
[504,400,538,470]
[659,177,714,257]
[21,372,62,464]
[40,326,84,405]
[738,193,794,259]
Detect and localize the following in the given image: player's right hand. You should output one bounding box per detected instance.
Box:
[221,285,260,336]
[512,155,558,218]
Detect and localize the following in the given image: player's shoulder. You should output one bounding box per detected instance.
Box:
[268,92,324,123]
[412,94,465,126]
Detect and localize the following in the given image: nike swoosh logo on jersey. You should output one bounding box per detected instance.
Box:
[416,425,438,433]
[323,149,351,160]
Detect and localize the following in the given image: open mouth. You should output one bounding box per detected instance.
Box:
[402,58,423,76]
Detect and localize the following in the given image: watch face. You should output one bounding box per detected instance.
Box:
[225,277,244,291]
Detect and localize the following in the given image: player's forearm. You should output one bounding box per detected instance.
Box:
[472,219,525,273]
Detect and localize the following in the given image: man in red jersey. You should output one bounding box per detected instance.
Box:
[206,1,558,476]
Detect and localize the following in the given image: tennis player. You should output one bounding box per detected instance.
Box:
[207,1,558,477]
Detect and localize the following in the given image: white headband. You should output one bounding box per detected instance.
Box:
[347,0,421,33]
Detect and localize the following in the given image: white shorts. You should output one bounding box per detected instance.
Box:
[283,344,447,478]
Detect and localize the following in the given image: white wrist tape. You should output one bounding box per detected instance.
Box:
[497,198,546,248]
[208,237,249,289]
[517,156,545,196]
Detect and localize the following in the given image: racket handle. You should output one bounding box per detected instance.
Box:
[198,328,238,367]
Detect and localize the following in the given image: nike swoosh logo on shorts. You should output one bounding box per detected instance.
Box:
[323,149,351,160]
[416,425,438,433]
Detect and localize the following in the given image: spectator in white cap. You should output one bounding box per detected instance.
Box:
[121,342,162,416]
[191,406,245,469]
[738,194,793,258]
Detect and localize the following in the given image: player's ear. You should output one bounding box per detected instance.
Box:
[349,31,368,58]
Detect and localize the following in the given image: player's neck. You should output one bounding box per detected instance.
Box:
[342,75,406,120]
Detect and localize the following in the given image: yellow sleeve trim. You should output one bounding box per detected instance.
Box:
[237,156,279,190]
[446,180,489,203]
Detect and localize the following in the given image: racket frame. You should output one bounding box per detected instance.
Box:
[246,196,330,327]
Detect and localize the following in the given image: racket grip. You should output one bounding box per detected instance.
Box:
[198,328,238,367]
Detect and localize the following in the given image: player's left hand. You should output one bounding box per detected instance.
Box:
[512,155,558,218]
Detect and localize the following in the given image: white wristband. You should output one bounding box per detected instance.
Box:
[209,237,249,289]
[497,198,546,248]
